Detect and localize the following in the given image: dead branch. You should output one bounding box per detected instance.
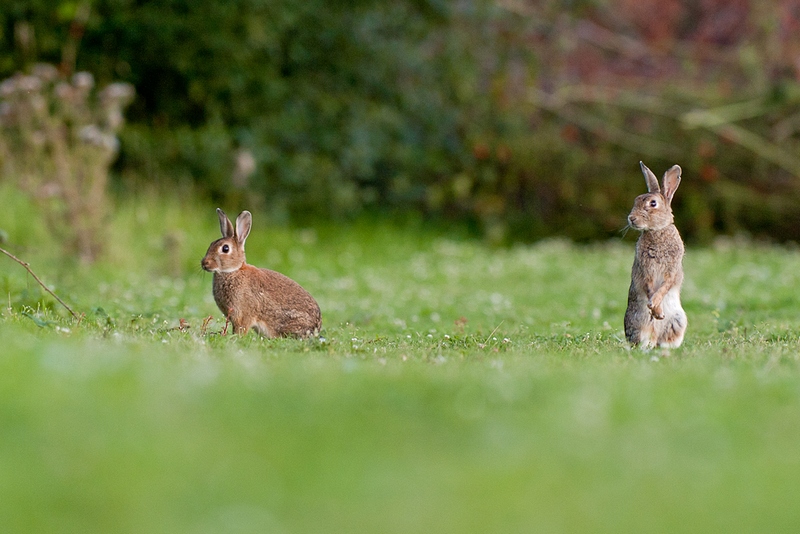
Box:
[531,89,681,158]
[682,108,800,178]
[0,246,80,320]
[200,315,213,336]
[60,1,92,77]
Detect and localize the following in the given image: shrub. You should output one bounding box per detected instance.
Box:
[0,63,134,262]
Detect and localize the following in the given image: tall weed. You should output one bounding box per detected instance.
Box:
[0,63,133,263]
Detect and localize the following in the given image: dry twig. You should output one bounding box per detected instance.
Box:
[200,315,214,336]
[0,246,80,320]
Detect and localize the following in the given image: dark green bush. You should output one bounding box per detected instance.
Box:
[80,0,479,222]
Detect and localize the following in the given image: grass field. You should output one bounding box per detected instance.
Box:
[2,187,800,533]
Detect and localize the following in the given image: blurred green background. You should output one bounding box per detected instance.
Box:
[3,0,800,245]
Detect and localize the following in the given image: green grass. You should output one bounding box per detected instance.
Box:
[3,186,800,533]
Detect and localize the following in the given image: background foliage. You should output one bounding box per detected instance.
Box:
[1,0,800,243]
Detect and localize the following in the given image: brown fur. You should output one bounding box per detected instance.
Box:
[201,209,321,338]
[624,162,687,349]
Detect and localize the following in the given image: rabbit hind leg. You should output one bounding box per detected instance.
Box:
[656,310,687,348]
[630,320,657,349]
[656,289,686,348]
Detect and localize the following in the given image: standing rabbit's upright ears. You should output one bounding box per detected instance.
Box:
[661,165,682,207]
[217,208,235,238]
[235,211,252,247]
[640,161,661,194]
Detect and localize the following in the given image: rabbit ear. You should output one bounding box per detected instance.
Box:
[662,165,682,206]
[235,211,252,247]
[217,208,235,238]
[640,162,661,193]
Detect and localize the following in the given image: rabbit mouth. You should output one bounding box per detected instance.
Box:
[201,260,241,274]
[201,259,219,273]
[627,216,646,230]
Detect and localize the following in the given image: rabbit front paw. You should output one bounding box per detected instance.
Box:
[648,301,665,320]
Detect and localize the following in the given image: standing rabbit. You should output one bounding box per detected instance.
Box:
[624,162,687,348]
[201,208,321,338]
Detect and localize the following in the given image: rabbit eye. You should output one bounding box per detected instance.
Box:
[649,199,658,207]
[221,244,230,253]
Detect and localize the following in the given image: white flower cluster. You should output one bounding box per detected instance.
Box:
[0,63,135,157]
[0,63,136,263]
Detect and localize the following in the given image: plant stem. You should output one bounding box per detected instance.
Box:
[0,246,80,320]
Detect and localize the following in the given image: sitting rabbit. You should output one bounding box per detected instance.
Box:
[201,209,321,338]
